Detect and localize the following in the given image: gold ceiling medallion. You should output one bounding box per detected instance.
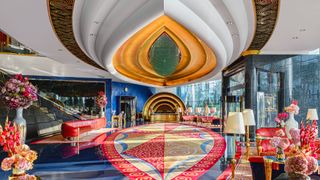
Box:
[113,15,217,86]
[245,0,280,53]
[47,0,104,70]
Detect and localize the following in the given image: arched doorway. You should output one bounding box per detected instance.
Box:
[142,92,186,122]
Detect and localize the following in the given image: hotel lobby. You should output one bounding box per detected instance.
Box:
[1,0,320,179]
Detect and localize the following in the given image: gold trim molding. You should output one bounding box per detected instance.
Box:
[47,0,104,70]
[246,0,280,52]
[113,15,217,86]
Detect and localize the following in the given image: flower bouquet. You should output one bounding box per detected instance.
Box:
[96,91,107,117]
[285,100,300,115]
[1,74,38,144]
[1,74,38,109]
[270,129,290,161]
[274,112,288,128]
[96,91,107,108]
[0,121,37,179]
[285,121,319,178]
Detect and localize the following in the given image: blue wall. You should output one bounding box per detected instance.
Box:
[26,76,155,128]
[111,82,155,114]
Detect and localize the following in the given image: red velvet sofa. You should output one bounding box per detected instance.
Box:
[256,127,290,156]
[61,118,106,139]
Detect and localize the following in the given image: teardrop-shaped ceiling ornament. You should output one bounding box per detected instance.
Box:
[149,33,181,77]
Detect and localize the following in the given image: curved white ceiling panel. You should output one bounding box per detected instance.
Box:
[73,0,254,86]
[262,0,320,54]
[0,0,88,66]
[0,0,255,86]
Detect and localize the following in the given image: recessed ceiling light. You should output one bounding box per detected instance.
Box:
[292,36,299,39]
[94,21,100,24]
[299,29,306,32]
[226,21,233,25]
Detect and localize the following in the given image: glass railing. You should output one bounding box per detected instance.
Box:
[0,30,38,55]
[0,69,82,139]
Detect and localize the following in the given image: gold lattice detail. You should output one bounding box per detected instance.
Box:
[247,0,279,50]
[48,0,104,70]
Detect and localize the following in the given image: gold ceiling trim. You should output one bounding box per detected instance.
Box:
[113,15,217,86]
[47,0,104,70]
[142,92,186,120]
[246,0,280,52]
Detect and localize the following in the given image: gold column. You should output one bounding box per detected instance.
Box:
[246,125,250,160]
[264,159,273,180]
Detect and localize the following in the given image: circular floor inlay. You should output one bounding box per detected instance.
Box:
[102,123,226,180]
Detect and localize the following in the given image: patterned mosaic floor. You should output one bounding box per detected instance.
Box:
[102,123,226,180]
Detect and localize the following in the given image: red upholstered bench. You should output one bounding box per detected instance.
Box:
[61,118,106,139]
[256,127,290,156]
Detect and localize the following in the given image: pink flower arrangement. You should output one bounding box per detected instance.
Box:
[274,112,288,124]
[96,91,107,108]
[1,144,37,172]
[0,122,37,176]
[285,120,319,176]
[285,100,299,115]
[289,128,301,146]
[1,74,38,109]
[0,121,21,155]
[306,156,318,175]
[285,154,318,175]
[285,154,308,174]
[270,129,290,149]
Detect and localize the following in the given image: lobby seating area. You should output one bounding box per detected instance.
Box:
[2,0,320,180]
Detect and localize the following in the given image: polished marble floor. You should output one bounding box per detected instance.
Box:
[0,121,235,180]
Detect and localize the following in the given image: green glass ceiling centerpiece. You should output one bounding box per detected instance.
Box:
[149,33,181,77]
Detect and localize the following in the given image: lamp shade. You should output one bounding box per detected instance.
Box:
[224,112,245,134]
[187,107,193,113]
[242,109,256,126]
[306,109,318,120]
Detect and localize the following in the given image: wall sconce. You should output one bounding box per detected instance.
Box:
[124,87,128,92]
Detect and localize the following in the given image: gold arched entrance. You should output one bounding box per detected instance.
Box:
[143,92,186,122]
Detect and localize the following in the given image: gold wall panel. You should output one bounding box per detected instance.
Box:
[143,92,186,121]
[113,15,217,86]
[48,0,104,70]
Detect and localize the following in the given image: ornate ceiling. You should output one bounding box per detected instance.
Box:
[2,0,320,86]
[113,15,216,86]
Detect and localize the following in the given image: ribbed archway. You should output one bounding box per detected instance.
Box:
[142,92,186,121]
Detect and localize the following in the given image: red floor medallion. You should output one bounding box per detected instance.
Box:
[102,123,226,180]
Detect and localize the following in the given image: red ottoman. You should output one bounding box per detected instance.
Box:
[61,118,106,139]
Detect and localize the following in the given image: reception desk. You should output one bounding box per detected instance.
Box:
[150,113,179,123]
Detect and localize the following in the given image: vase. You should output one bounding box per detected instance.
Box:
[276,147,285,162]
[288,173,310,180]
[9,168,26,180]
[285,112,298,139]
[99,107,105,118]
[13,107,26,144]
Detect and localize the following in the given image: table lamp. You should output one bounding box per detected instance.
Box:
[306,109,318,121]
[242,109,256,159]
[224,112,245,179]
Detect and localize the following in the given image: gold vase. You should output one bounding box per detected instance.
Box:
[9,168,26,180]
[276,147,285,162]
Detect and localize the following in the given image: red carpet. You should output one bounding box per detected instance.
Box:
[102,123,226,180]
